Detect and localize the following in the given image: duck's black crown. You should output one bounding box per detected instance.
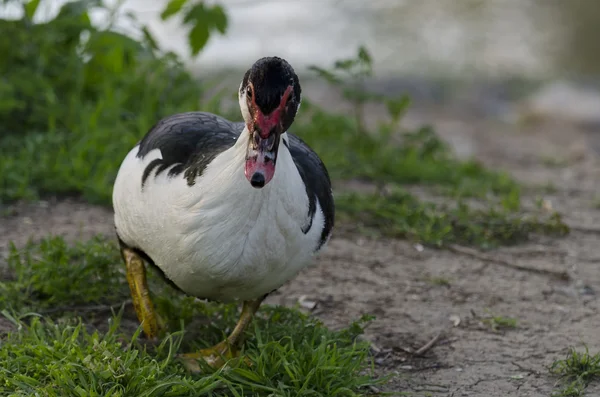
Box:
[241,57,302,115]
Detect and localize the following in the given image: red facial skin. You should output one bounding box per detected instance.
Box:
[254,86,293,138]
[244,153,276,187]
[244,85,293,187]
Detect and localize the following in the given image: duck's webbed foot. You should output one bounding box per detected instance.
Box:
[179,298,263,372]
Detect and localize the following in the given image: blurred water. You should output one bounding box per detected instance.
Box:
[3,0,600,80]
[118,0,571,79]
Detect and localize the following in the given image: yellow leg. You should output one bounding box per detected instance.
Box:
[179,298,264,372]
[122,248,164,339]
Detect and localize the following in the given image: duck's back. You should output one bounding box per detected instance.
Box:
[136,112,242,186]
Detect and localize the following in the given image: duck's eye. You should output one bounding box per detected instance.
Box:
[246,86,253,99]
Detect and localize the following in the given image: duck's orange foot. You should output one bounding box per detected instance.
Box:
[178,340,251,373]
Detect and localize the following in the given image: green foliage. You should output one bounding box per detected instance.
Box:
[335,188,568,249]
[161,0,228,56]
[297,48,568,248]
[309,46,409,132]
[23,0,40,20]
[0,0,220,203]
[295,110,517,199]
[551,347,600,397]
[0,237,381,396]
[1,236,127,312]
[303,48,518,198]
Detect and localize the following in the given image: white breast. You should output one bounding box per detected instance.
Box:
[112,132,325,302]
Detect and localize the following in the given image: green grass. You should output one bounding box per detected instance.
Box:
[0,313,379,396]
[551,347,600,397]
[335,186,567,249]
[481,315,518,332]
[0,236,382,396]
[1,237,127,312]
[427,276,451,287]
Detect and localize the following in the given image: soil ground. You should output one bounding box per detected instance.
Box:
[2,88,600,396]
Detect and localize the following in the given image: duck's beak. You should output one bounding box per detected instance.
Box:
[244,86,293,188]
[244,130,280,188]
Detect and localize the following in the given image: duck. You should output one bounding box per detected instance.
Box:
[112,56,335,369]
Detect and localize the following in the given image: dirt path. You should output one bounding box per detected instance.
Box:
[1,102,600,396]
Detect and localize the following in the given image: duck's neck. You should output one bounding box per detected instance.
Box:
[187,128,302,215]
[232,126,291,170]
[205,128,293,191]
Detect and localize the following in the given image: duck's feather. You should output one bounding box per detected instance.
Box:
[134,111,334,247]
[284,134,334,249]
[137,112,242,187]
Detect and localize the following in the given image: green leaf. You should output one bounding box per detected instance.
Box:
[183,3,208,25]
[183,3,216,56]
[57,0,100,19]
[141,26,159,51]
[334,59,358,71]
[188,23,210,56]
[24,0,41,20]
[179,3,228,56]
[211,5,228,34]
[308,66,342,85]
[357,46,372,65]
[385,95,411,122]
[160,0,189,21]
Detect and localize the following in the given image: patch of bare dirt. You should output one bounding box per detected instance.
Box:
[0,198,114,257]
[2,103,600,396]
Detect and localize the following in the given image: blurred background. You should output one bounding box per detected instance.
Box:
[3,0,597,79]
[115,0,600,81]
[3,0,600,127]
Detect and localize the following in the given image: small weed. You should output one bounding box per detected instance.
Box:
[479,311,518,332]
[551,347,600,397]
[485,316,518,331]
[428,277,451,287]
[0,237,383,395]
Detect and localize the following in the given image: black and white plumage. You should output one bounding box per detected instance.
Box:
[112,57,334,303]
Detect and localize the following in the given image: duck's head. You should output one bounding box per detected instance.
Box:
[238,57,301,189]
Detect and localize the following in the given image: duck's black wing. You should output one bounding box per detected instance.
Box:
[136,112,244,187]
[285,133,335,251]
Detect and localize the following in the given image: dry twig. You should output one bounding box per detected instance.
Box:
[414,332,442,356]
[399,332,443,356]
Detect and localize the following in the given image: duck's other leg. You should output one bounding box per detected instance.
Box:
[120,245,164,339]
[180,296,265,371]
